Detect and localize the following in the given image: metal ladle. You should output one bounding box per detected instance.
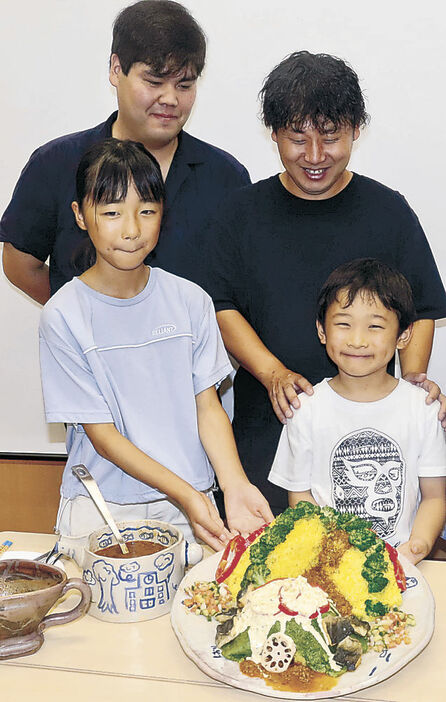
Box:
[71,464,129,555]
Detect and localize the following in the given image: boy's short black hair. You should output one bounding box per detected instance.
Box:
[111,0,206,76]
[317,258,417,334]
[260,51,369,133]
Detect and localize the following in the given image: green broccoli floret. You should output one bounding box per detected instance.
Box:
[365,599,389,617]
[368,576,389,593]
[292,501,320,520]
[348,528,377,551]
[363,549,385,574]
[319,505,337,529]
[275,508,296,531]
[335,512,358,530]
[262,528,287,549]
[240,562,270,590]
[344,516,372,533]
[320,505,337,519]
[250,538,270,564]
[361,545,388,592]
[277,505,295,520]
[243,501,320,588]
[250,508,298,565]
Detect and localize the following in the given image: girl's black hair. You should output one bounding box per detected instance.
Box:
[317,258,417,334]
[72,138,165,272]
[75,137,165,206]
[261,51,369,133]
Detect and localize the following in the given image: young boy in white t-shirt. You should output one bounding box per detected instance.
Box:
[269,258,446,564]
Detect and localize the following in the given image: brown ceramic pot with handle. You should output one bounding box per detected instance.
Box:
[0,559,91,660]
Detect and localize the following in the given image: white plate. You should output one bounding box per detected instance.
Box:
[171,551,434,699]
[0,550,66,573]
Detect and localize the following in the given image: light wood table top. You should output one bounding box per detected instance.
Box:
[1,531,444,702]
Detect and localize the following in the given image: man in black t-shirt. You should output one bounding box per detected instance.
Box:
[205,51,446,513]
[1,1,249,302]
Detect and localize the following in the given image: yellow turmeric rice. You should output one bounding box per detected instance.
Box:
[220,502,402,619]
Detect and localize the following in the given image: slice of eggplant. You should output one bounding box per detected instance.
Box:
[214,607,238,623]
[333,636,363,671]
[350,616,370,638]
[322,615,355,646]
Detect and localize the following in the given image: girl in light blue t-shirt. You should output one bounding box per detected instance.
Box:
[39,138,272,548]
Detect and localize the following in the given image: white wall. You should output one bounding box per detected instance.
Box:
[1,0,444,454]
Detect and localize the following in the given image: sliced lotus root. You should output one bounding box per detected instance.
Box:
[260,632,296,672]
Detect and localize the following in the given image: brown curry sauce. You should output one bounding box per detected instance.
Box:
[240,659,337,693]
[94,540,166,559]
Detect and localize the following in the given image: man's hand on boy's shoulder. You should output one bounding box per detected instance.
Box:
[403,372,446,429]
[264,366,314,424]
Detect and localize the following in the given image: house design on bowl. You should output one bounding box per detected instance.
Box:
[82,524,180,620]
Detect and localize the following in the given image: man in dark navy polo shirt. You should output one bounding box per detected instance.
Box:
[1,1,249,303]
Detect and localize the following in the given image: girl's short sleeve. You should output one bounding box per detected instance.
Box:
[191,295,232,396]
[39,319,113,425]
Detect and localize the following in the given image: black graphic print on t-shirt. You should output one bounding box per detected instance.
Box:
[330,428,405,539]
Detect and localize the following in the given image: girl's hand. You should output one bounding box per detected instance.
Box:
[182,488,231,551]
[224,481,274,537]
[397,538,430,565]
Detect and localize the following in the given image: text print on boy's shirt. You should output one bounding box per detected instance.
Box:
[330,428,405,539]
[269,379,446,547]
[39,267,233,504]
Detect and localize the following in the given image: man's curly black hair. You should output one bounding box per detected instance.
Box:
[260,51,369,133]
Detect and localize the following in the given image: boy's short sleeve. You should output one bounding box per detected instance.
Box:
[417,400,446,477]
[39,315,113,425]
[191,295,233,396]
[268,399,314,491]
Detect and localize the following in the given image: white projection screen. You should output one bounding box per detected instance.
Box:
[0,0,444,455]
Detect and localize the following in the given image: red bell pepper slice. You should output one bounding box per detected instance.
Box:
[215,535,245,583]
[215,523,268,584]
[245,524,268,547]
[278,601,299,616]
[278,601,329,618]
[385,542,406,592]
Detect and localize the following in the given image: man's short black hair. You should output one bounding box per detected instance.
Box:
[260,51,369,133]
[317,258,417,334]
[111,0,206,76]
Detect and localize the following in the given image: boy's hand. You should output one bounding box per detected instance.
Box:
[183,489,231,551]
[397,537,430,565]
[403,372,446,429]
[264,367,313,424]
[224,481,274,537]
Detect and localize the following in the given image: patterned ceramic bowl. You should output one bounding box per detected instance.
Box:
[57,519,202,622]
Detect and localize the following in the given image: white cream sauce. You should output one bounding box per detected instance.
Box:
[229,577,342,669]
[280,576,328,617]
